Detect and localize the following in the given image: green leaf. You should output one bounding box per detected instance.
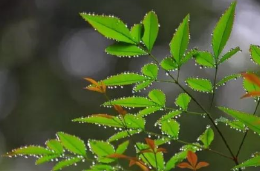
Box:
[165,151,187,170]
[233,155,260,169]
[80,13,135,44]
[154,137,171,146]
[131,24,143,43]
[181,49,198,65]
[198,127,214,148]
[218,47,241,64]
[35,155,60,165]
[105,43,147,57]
[218,107,260,134]
[175,93,191,111]
[136,143,164,169]
[142,11,159,52]
[116,140,129,154]
[137,106,162,117]
[160,57,178,71]
[170,14,190,64]
[52,157,82,171]
[250,45,260,66]
[46,140,63,154]
[215,117,246,131]
[157,110,182,124]
[216,74,241,87]
[243,78,260,92]
[73,115,123,128]
[102,73,148,86]
[141,63,159,79]
[90,164,114,171]
[186,78,213,93]
[103,96,156,107]
[124,114,145,129]
[57,132,87,156]
[148,89,166,106]
[6,146,53,156]
[89,140,115,163]
[212,2,236,58]
[161,119,180,139]
[194,51,215,68]
[133,80,153,92]
[109,130,140,142]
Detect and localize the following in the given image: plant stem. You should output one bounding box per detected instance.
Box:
[236,100,260,158]
[210,65,218,109]
[146,52,241,169]
[177,68,180,82]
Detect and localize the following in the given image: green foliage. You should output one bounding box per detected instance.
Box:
[175,93,191,111]
[198,127,214,148]
[212,2,236,58]
[161,119,180,139]
[105,43,147,57]
[186,78,213,93]
[170,14,190,65]
[142,11,159,52]
[8,2,260,171]
[250,45,260,65]
[218,107,260,134]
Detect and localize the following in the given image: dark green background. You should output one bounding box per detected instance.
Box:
[0,0,260,170]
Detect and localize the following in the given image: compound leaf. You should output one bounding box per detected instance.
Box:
[106,43,147,57]
[186,78,213,93]
[212,2,236,58]
[57,132,87,156]
[142,11,159,52]
[170,14,190,65]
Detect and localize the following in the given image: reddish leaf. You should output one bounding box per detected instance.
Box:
[196,162,209,170]
[107,153,129,159]
[92,114,114,119]
[84,78,106,93]
[177,162,194,169]
[242,73,260,88]
[241,91,260,99]
[156,147,167,153]
[114,105,127,116]
[187,151,198,168]
[140,149,153,154]
[84,78,99,86]
[145,138,155,150]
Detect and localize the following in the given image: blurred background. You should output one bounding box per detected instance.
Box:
[0,0,260,170]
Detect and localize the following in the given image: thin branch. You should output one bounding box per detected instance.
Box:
[210,65,218,109]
